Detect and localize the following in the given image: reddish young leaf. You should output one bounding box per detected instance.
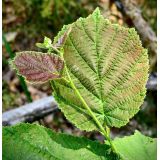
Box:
[54,27,72,48]
[11,51,64,83]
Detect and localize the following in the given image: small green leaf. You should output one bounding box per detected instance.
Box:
[2,123,118,160]
[44,36,52,48]
[36,37,52,49]
[10,51,64,83]
[113,131,157,160]
[52,8,149,131]
[36,42,47,49]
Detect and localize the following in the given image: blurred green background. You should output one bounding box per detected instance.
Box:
[2,0,157,140]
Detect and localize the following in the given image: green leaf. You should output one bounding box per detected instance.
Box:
[44,36,52,48]
[113,131,157,160]
[52,8,149,131]
[2,123,118,160]
[10,51,64,83]
[3,124,156,160]
[53,27,72,49]
[36,43,47,49]
[36,36,52,49]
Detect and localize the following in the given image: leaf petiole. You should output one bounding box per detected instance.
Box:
[64,62,117,152]
[53,47,117,153]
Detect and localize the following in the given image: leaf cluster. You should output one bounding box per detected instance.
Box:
[3,8,156,160]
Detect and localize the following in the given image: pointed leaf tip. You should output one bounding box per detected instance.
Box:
[12,51,64,83]
[92,7,101,16]
[94,7,101,13]
[54,27,72,48]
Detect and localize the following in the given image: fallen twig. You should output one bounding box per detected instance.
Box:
[2,96,58,126]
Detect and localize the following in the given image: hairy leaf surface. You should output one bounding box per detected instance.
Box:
[113,131,157,160]
[52,8,149,131]
[11,51,64,83]
[2,123,118,160]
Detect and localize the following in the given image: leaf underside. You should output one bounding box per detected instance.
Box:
[52,8,149,131]
[3,123,156,160]
[11,51,64,83]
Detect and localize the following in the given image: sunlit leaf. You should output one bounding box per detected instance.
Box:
[36,36,52,49]
[2,123,118,160]
[52,8,149,131]
[36,42,47,49]
[44,36,52,47]
[3,124,156,160]
[113,131,157,160]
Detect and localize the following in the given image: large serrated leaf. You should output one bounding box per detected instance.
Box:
[52,8,149,131]
[3,124,156,160]
[11,51,64,83]
[2,123,118,160]
[113,131,157,160]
